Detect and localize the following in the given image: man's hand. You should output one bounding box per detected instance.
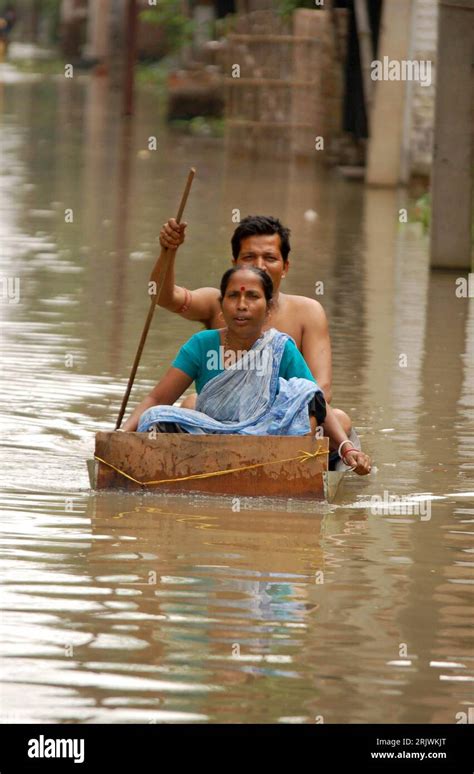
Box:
[343,450,372,476]
[160,218,187,250]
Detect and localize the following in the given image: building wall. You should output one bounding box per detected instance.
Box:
[224,8,348,159]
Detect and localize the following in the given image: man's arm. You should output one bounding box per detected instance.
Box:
[323,405,371,475]
[300,299,333,403]
[154,218,219,324]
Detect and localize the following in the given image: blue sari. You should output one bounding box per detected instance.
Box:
[137,329,319,436]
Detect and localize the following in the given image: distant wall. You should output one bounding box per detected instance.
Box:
[224,7,348,160]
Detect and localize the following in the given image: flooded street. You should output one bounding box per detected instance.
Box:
[1,66,473,724]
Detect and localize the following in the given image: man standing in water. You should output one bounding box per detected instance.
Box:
[154,214,351,434]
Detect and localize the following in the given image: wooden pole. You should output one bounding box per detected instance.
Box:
[115,168,196,430]
[123,0,138,116]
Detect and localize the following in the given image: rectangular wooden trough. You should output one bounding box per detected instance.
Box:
[89,432,341,500]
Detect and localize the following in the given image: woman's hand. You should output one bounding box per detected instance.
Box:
[343,449,372,476]
[120,417,137,432]
[159,218,187,250]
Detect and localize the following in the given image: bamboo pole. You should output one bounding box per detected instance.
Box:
[115,168,196,430]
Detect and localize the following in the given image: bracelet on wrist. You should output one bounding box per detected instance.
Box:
[341,447,357,461]
[338,439,353,458]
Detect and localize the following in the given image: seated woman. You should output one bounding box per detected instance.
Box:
[122,267,371,474]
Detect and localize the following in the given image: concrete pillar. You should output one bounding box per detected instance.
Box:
[108,0,127,89]
[84,0,110,62]
[401,0,438,182]
[193,2,215,49]
[31,0,41,42]
[430,0,474,269]
[60,0,86,59]
[366,0,413,186]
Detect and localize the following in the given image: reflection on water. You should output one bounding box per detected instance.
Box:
[0,65,473,724]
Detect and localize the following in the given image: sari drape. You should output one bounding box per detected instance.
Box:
[137,329,320,436]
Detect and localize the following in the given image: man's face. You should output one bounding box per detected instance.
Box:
[233,234,289,292]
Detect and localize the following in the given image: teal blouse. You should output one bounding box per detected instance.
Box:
[172,329,316,394]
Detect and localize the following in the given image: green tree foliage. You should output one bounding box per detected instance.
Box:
[140,1,195,55]
[38,0,62,11]
[277,0,319,19]
[26,0,62,43]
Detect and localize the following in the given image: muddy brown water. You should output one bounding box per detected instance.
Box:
[1,66,473,724]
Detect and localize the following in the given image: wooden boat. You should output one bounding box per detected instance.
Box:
[88,432,347,501]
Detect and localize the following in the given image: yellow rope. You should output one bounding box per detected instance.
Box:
[94,447,327,488]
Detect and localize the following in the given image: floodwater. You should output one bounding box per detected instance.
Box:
[1,56,473,725]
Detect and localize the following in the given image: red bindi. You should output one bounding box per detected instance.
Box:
[240,286,246,291]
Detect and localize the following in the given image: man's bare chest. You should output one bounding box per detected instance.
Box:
[262,310,302,346]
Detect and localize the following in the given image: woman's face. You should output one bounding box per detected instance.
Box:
[221,271,269,337]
